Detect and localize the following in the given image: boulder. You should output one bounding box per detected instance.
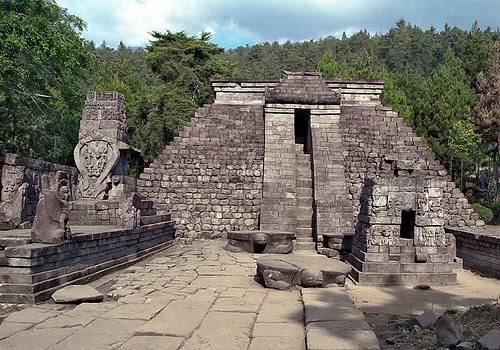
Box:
[415,310,439,328]
[435,315,463,348]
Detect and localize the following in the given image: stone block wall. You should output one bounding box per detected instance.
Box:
[341,105,482,228]
[137,104,264,240]
[0,153,78,227]
[260,105,297,233]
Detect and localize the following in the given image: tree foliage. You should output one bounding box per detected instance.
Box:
[474,40,500,144]
[0,0,93,163]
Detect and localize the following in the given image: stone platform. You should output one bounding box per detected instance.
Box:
[0,240,381,350]
[256,254,352,289]
[0,221,174,304]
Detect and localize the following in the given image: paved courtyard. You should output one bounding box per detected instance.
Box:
[0,240,380,350]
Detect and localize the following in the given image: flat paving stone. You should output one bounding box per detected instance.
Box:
[180,311,255,350]
[306,325,380,350]
[211,291,267,313]
[118,335,185,350]
[35,314,95,329]
[102,302,165,320]
[3,307,62,324]
[0,327,78,350]
[0,322,32,341]
[136,290,217,337]
[249,336,306,350]
[50,318,146,350]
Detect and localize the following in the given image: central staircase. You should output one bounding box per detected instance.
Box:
[295,144,316,250]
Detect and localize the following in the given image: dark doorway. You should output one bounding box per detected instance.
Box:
[294,109,311,153]
[400,210,416,239]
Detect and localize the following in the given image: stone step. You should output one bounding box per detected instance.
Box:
[140,214,172,226]
[295,241,316,251]
[297,206,313,215]
[297,179,312,187]
[297,197,313,206]
[297,218,312,228]
[296,169,312,178]
[296,187,313,197]
[296,227,313,238]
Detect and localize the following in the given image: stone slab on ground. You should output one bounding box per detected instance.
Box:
[119,335,185,350]
[478,329,500,350]
[256,254,352,289]
[52,285,104,304]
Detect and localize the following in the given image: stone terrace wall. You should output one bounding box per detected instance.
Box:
[446,227,500,278]
[341,105,482,228]
[137,104,264,241]
[0,153,78,226]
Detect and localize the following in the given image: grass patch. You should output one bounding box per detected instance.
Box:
[372,302,500,349]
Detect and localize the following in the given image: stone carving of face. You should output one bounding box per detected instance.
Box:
[82,141,111,177]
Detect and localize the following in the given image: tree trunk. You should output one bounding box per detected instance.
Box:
[460,158,464,191]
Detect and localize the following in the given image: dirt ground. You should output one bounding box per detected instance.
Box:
[345,269,500,317]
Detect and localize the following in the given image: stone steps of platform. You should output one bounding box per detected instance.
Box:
[297,206,313,218]
[140,214,172,226]
[296,227,313,238]
[295,144,315,251]
[0,236,31,250]
[295,237,316,250]
[296,187,313,197]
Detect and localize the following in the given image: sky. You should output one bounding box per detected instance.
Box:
[56,0,500,50]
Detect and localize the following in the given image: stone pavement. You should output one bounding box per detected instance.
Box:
[0,240,380,350]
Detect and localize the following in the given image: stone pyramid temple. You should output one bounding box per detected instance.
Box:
[138,71,483,284]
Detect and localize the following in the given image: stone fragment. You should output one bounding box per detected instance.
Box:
[435,315,463,348]
[414,310,439,328]
[52,285,104,304]
[478,329,500,350]
[456,341,474,350]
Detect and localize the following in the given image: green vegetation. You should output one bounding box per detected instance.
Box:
[0,0,93,164]
[1,1,499,204]
[471,203,494,223]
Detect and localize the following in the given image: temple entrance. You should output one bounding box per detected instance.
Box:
[294,109,311,154]
[400,209,416,239]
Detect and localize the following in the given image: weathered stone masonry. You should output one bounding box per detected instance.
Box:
[138,72,482,247]
[138,104,264,241]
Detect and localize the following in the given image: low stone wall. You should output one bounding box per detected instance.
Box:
[0,222,174,303]
[446,227,500,279]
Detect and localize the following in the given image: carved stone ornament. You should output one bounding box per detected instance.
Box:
[74,133,120,199]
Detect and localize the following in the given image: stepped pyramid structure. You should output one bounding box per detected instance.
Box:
[138,71,483,284]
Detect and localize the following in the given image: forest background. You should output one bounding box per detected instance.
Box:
[0,0,499,221]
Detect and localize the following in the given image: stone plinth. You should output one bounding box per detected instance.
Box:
[226,230,295,253]
[256,255,351,289]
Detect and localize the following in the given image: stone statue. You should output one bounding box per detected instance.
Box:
[31,178,72,244]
